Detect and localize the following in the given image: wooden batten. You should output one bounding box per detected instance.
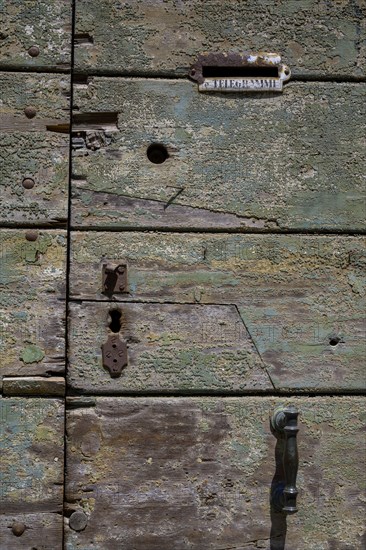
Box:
[2,376,66,397]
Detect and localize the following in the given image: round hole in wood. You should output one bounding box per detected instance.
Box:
[329,336,341,346]
[147,143,169,164]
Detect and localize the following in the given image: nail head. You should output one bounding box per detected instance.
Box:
[28,45,40,57]
[69,510,88,532]
[24,106,37,119]
[25,231,38,242]
[12,522,26,537]
[22,178,35,189]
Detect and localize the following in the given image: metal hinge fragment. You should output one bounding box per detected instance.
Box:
[190,52,291,92]
[102,263,128,295]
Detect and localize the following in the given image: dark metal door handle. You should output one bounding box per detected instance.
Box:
[271,405,299,514]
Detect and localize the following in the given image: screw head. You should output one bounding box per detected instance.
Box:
[25,230,38,242]
[69,510,88,532]
[22,178,35,189]
[28,45,40,57]
[12,522,26,537]
[24,106,37,119]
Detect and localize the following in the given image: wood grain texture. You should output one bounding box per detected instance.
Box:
[72,79,366,231]
[0,230,66,386]
[3,376,66,397]
[0,1,71,70]
[0,397,64,514]
[68,302,272,393]
[64,396,366,550]
[0,513,62,549]
[0,73,69,226]
[70,232,366,391]
[74,0,366,77]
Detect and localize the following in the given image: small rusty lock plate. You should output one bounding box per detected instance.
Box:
[102,263,127,295]
[101,335,128,377]
[190,52,290,92]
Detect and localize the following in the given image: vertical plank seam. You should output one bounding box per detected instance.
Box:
[63,0,76,546]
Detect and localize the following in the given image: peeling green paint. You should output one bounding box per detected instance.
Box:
[20,234,53,263]
[0,1,71,69]
[0,73,69,226]
[35,425,57,442]
[70,232,366,391]
[0,229,66,380]
[72,80,365,231]
[20,344,45,364]
[74,0,366,77]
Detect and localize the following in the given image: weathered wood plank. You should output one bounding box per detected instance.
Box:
[0,73,69,226]
[74,0,366,77]
[0,397,64,514]
[0,513,62,549]
[0,1,71,70]
[64,397,366,549]
[0,230,66,386]
[3,376,66,397]
[68,302,272,393]
[69,232,366,391]
[72,79,366,231]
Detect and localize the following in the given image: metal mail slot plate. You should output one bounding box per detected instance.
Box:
[190,52,291,92]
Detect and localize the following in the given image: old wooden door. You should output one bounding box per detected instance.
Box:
[1,2,365,549]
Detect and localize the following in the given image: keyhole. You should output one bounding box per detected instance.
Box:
[109,310,122,333]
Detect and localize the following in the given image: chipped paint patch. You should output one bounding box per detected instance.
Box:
[20,344,45,364]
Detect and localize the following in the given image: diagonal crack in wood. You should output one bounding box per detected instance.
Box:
[164,186,185,210]
[234,304,276,390]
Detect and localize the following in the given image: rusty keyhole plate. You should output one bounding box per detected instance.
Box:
[101,335,128,378]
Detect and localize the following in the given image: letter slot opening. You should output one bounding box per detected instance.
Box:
[190,52,291,93]
[202,66,279,78]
